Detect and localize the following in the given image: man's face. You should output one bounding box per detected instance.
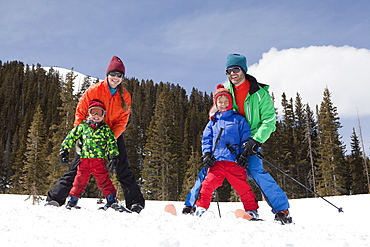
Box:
[226,66,245,87]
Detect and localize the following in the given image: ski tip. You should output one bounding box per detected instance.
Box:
[164,204,177,216]
[235,209,254,221]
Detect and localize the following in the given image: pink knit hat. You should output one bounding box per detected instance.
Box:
[106,56,125,76]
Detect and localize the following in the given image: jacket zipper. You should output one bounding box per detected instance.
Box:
[246,101,251,122]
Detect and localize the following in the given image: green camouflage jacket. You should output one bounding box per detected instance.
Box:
[61,120,119,159]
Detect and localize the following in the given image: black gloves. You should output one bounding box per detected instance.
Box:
[242,139,262,156]
[108,156,119,173]
[236,154,248,168]
[202,152,215,168]
[59,149,69,166]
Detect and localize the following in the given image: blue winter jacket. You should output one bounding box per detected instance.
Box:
[202,109,251,162]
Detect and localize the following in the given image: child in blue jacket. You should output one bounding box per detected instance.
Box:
[194,85,258,217]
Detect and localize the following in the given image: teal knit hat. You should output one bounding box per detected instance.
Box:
[226,54,247,74]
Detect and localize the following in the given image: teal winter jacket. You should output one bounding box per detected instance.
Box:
[224,74,276,143]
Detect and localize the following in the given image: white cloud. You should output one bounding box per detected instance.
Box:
[248,45,370,118]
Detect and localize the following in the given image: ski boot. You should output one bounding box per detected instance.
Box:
[99,193,117,210]
[182,206,195,215]
[246,210,259,219]
[66,195,80,209]
[130,203,144,214]
[194,207,207,217]
[274,209,293,224]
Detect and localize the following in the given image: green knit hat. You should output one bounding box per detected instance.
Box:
[226,54,247,74]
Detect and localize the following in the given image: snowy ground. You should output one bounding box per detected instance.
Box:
[0,194,369,247]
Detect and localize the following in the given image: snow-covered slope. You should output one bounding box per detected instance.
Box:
[43,66,99,94]
[0,194,369,247]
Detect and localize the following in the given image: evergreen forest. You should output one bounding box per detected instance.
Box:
[0,60,369,203]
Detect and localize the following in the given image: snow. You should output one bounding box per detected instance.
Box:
[1,194,369,247]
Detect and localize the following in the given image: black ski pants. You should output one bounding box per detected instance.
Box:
[46,134,145,209]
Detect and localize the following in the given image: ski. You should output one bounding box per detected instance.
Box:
[164,204,177,215]
[111,203,132,213]
[199,210,215,219]
[66,205,81,210]
[164,204,215,218]
[235,209,264,221]
[44,200,60,207]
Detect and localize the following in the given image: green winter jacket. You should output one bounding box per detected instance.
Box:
[225,74,276,144]
[61,120,119,159]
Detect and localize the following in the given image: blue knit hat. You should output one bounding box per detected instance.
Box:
[226,54,247,74]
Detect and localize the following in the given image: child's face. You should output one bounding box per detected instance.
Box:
[216,95,229,112]
[87,107,105,123]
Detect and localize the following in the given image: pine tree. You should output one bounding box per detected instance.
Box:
[10,122,28,193]
[275,93,296,197]
[45,69,78,189]
[142,88,182,200]
[22,105,48,204]
[356,114,370,193]
[125,78,159,191]
[304,103,319,196]
[76,75,93,98]
[0,61,26,191]
[348,128,367,194]
[316,87,347,196]
[293,94,314,198]
[179,147,202,201]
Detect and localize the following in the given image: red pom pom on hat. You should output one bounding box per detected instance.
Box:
[216,84,225,89]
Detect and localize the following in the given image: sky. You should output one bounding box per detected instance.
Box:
[1,0,370,152]
[1,194,370,246]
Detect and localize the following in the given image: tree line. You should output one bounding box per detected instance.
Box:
[0,60,369,203]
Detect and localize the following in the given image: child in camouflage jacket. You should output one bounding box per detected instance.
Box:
[60,99,119,210]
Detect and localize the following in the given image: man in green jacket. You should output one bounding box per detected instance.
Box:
[225,53,291,223]
[182,54,291,224]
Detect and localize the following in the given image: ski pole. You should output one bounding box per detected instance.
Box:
[257,152,343,213]
[214,190,222,218]
[191,128,224,213]
[226,143,282,222]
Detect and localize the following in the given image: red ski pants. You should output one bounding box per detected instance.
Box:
[70,158,116,198]
[196,161,258,211]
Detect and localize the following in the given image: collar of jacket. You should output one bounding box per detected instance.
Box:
[213,109,237,119]
[245,74,269,95]
[84,120,106,128]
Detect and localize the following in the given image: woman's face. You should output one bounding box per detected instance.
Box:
[107,71,123,89]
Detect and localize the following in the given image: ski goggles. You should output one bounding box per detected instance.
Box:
[225,67,241,75]
[88,107,106,117]
[108,71,124,78]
